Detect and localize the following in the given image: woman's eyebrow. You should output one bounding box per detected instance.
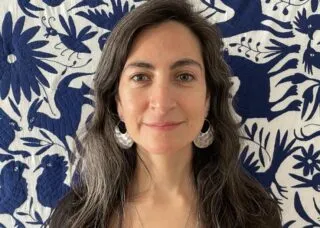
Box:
[123,58,203,71]
[170,58,203,71]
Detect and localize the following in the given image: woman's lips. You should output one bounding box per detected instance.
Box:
[144,122,183,130]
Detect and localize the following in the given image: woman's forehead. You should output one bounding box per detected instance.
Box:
[124,21,204,67]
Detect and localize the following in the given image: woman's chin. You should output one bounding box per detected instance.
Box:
[137,142,190,156]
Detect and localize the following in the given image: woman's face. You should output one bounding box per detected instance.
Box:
[116,21,210,154]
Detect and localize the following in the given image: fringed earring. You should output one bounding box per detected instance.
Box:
[114,120,134,149]
[193,119,214,148]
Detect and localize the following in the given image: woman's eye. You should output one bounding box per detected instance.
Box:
[177,73,194,82]
[131,74,149,82]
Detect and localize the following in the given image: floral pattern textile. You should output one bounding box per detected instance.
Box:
[0,0,319,227]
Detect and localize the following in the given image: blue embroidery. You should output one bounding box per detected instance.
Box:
[0,12,57,104]
[0,0,319,226]
[0,160,29,228]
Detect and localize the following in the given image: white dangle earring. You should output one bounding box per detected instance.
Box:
[114,120,134,149]
[193,119,214,148]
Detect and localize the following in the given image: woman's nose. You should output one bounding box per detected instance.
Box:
[149,84,177,113]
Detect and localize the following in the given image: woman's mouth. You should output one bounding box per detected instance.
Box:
[144,121,183,131]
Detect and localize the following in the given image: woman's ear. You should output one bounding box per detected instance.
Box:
[205,95,210,118]
[115,95,123,120]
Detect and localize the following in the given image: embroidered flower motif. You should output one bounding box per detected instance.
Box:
[0,12,57,103]
[293,144,320,176]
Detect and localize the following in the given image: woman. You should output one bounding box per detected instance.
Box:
[48,0,282,227]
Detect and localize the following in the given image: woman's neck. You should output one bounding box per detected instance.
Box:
[128,143,196,204]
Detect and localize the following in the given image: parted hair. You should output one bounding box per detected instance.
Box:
[48,0,282,227]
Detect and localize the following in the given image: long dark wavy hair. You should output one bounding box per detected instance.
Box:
[48,0,282,227]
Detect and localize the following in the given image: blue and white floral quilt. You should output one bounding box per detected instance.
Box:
[0,0,319,227]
